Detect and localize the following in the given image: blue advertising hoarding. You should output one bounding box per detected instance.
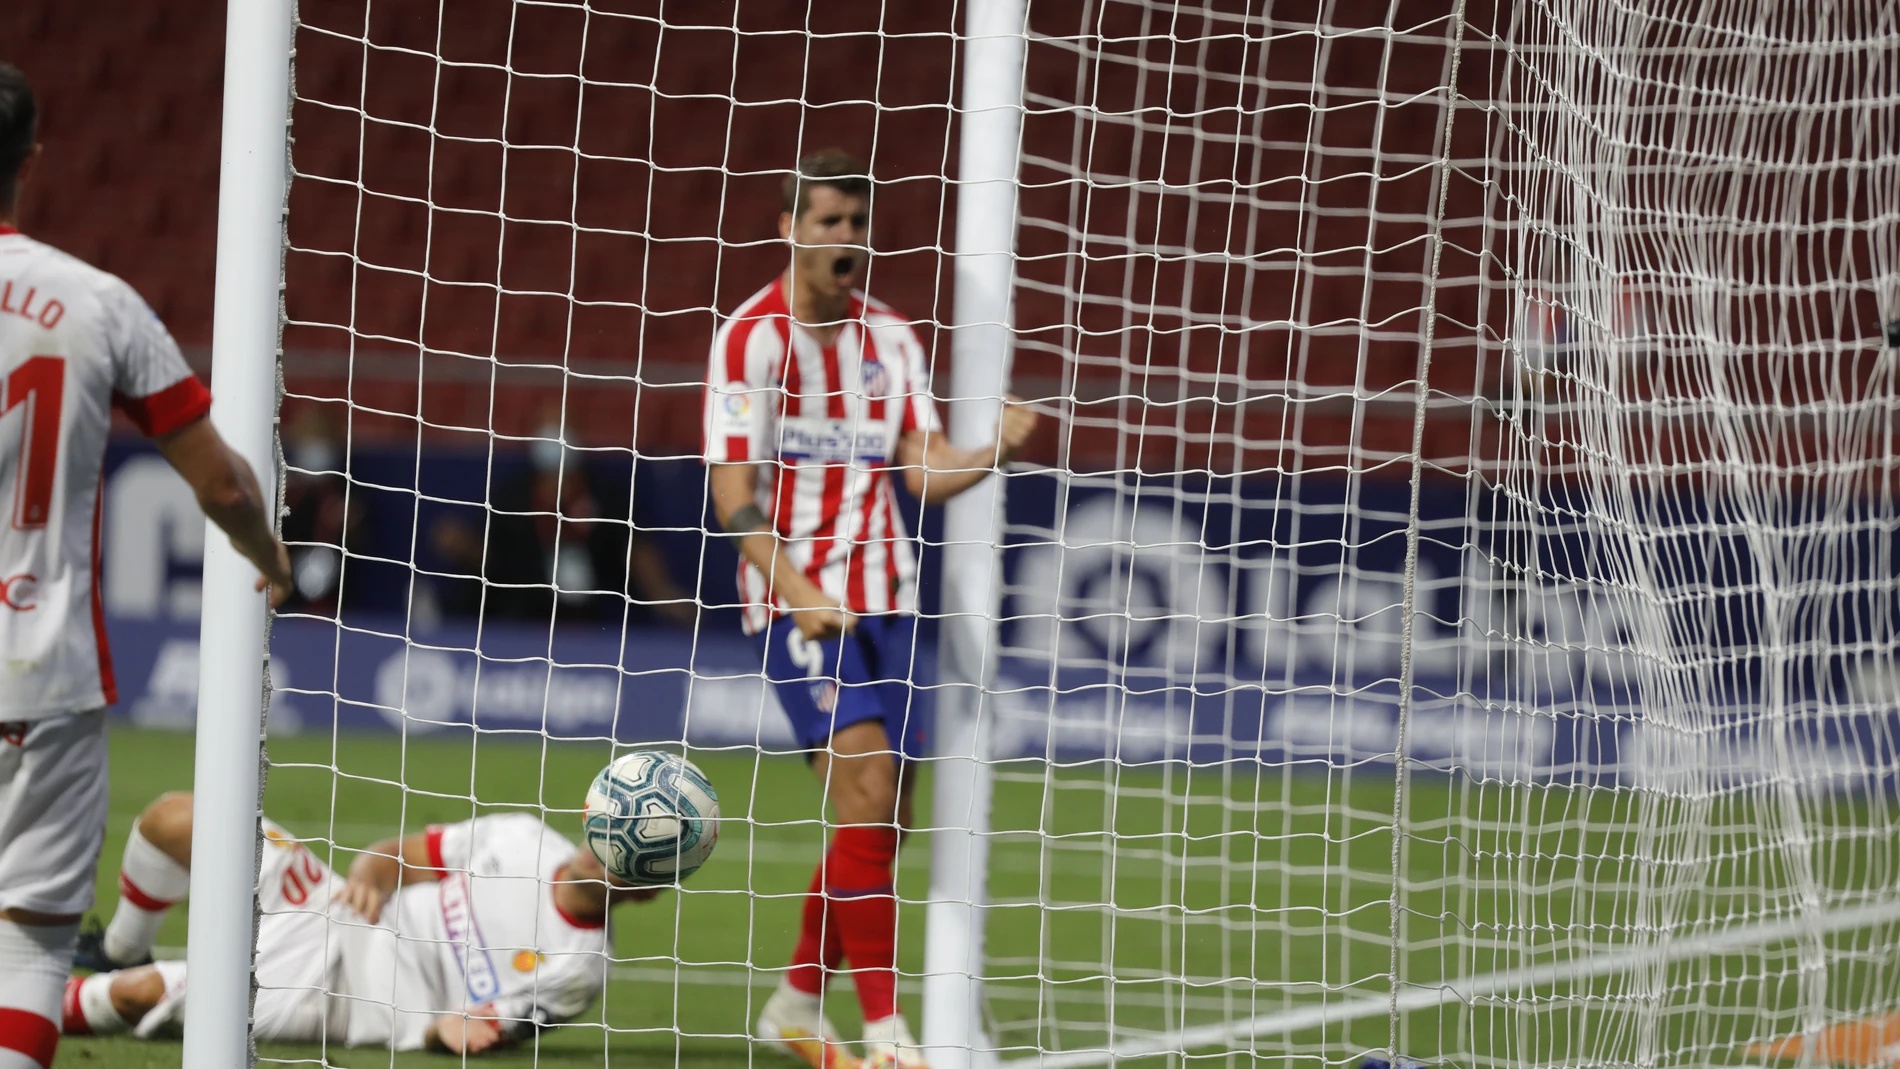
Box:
[99,441,1897,790]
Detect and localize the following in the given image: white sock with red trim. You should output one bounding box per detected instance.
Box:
[60,974,127,1037]
[103,824,189,965]
[0,919,75,1068]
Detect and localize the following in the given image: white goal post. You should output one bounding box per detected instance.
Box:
[183,0,293,1064]
[183,1,1900,1068]
[925,0,1028,1066]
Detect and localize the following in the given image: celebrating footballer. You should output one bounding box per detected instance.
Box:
[704,149,1036,1069]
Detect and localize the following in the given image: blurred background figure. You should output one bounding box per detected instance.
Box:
[278,406,367,617]
[428,408,695,629]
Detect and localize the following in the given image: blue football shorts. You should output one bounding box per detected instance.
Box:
[757,612,925,761]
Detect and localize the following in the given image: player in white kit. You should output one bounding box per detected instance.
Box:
[0,65,292,1069]
[62,791,658,1055]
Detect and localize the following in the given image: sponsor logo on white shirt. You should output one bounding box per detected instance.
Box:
[439,871,501,1003]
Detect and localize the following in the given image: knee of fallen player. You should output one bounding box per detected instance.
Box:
[134,792,195,865]
[107,968,166,1026]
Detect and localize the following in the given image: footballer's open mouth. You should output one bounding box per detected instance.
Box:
[832,255,857,277]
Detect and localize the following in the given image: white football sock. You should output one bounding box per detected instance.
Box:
[0,919,76,1068]
[65,974,127,1036]
[103,824,189,964]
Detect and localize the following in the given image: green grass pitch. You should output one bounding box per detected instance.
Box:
[60,727,1900,1068]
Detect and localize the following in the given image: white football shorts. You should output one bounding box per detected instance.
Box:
[251,817,357,1042]
[0,708,109,915]
[141,819,361,1043]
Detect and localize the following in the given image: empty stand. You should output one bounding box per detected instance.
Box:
[2,0,1501,468]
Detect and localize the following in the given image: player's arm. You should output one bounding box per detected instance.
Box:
[894,394,1037,505]
[335,829,443,924]
[708,462,852,640]
[152,416,293,606]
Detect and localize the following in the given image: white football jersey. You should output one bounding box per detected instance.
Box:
[0,226,210,718]
[337,813,614,1051]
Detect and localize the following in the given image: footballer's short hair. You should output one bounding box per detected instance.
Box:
[782,149,871,222]
[0,64,35,207]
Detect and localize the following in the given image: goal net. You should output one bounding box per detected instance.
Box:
[251,0,1900,1066]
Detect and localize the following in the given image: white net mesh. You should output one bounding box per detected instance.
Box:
[989,2,1900,1066]
[263,0,1900,1067]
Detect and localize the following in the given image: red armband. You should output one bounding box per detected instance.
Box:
[117,376,212,437]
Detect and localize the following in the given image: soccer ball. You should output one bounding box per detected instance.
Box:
[582,751,721,886]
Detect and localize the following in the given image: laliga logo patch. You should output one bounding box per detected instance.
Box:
[861,359,890,398]
[711,387,754,435]
[513,950,541,972]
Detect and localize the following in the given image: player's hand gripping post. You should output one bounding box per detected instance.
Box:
[154,416,294,607]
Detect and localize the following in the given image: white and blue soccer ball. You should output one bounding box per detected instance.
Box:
[582,751,720,886]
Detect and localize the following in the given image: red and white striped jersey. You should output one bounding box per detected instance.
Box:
[703,279,941,634]
[0,227,211,718]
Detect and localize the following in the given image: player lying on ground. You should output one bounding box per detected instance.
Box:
[704,149,1037,1069]
[0,65,292,1069]
[64,792,659,1055]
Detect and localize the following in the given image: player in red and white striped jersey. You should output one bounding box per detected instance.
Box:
[0,65,291,1069]
[704,150,1035,1069]
[705,273,939,633]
